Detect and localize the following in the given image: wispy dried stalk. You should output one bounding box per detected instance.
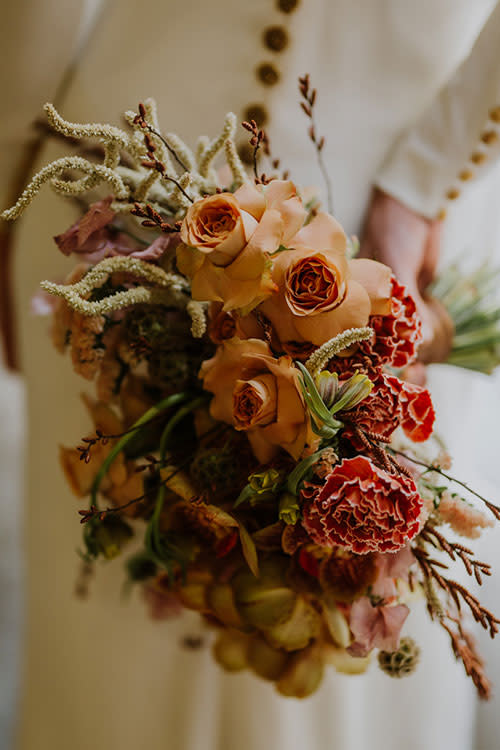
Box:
[298,73,333,213]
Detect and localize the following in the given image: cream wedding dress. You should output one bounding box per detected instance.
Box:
[4,1,500,748]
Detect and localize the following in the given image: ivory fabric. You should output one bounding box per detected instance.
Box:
[2,1,500,749]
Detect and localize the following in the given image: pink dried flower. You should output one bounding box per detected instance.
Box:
[439,492,494,539]
[348,597,409,657]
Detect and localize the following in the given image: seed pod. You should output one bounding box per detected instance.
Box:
[213,630,250,673]
[322,600,351,648]
[325,645,371,674]
[177,570,212,612]
[378,637,421,678]
[232,559,297,629]
[247,636,289,681]
[207,583,246,630]
[264,597,321,651]
[276,646,324,698]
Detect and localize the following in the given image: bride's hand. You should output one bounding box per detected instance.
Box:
[359,188,454,364]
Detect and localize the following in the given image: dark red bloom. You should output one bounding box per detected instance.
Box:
[302,456,423,554]
[347,371,403,442]
[400,382,435,442]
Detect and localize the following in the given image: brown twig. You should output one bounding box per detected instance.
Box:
[130,202,181,233]
[413,546,500,637]
[242,120,268,183]
[298,74,333,213]
[133,104,194,203]
[440,617,492,700]
[421,525,491,585]
[133,103,189,173]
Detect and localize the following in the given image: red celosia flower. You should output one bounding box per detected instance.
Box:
[302,456,423,554]
[399,382,435,442]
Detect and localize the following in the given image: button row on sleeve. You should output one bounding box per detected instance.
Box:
[439,104,500,216]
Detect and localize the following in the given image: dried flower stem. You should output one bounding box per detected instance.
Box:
[413,546,500,637]
[298,74,333,213]
[389,447,500,521]
[440,618,492,700]
[421,525,491,585]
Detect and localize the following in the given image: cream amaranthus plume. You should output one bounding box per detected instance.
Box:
[1,100,248,224]
[305,327,374,379]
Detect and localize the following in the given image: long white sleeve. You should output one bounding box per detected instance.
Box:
[376,1,500,219]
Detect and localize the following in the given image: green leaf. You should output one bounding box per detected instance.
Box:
[238,522,259,577]
[287,449,325,495]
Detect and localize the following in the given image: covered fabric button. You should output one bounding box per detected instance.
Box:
[244,104,269,127]
[489,106,500,123]
[256,63,280,86]
[263,26,289,52]
[470,151,487,164]
[480,130,498,145]
[277,0,299,12]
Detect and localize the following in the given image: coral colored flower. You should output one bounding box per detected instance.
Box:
[258,213,393,348]
[357,277,423,368]
[178,180,306,312]
[348,597,409,657]
[200,338,314,463]
[302,456,423,554]
[438,492,494,539]
[399,382,435,442]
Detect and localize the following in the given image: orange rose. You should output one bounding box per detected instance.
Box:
[255,212,393,349]
[200,339,315,463]
[177,180,306,312]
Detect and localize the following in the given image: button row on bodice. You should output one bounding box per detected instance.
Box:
[238,0,301,165]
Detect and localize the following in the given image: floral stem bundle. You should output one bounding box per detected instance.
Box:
[3,83,499,700]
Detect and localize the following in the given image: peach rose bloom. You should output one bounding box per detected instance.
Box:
[200,338,315,463]
[177,180,306,313]
[252,212,393,349]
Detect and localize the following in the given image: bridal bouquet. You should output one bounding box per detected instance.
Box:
[3,77,500,700]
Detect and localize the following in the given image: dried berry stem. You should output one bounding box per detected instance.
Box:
[298,74,333,213]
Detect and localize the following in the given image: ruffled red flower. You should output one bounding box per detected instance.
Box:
[302,456,423,554]
[366,277,423,368]
[333,277,422,373]
[400,382,435,442]
[347,372,403,442]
